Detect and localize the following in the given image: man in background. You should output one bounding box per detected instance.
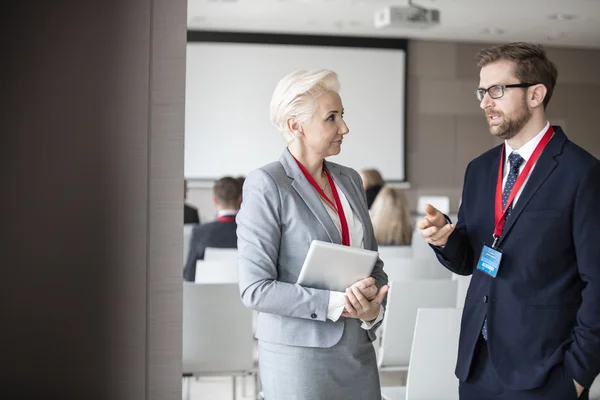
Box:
[183,176,242,282]
[184,179,200,224]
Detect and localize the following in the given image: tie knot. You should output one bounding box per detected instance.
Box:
[508,152,524,170]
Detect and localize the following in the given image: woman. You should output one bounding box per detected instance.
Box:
[370,186,413,246]
[237,69,388,399]
[360,168,385,209]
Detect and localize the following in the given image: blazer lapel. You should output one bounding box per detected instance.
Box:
[497,128,566,247]
[326,161,372,249]
[279,150,341,244]
[488,147,502,237]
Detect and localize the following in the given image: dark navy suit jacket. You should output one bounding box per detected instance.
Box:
[183,218,238,282]
[433,127,600,390]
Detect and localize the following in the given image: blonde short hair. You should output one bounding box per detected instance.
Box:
[370,186,413,246]
[360,169,384,188]
[270,70,340,144]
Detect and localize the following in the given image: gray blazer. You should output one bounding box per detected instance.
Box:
[237,149,387,348]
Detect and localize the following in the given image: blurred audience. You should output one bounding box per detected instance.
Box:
[183,176,242,282]
[370,186,413,246]
[360,168,384,209]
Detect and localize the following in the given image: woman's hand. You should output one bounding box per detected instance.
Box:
[342,284,389,321]
[350,277,377,301]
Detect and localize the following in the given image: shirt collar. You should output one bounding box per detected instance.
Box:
[504,121,550,165]
[217,209,238,217]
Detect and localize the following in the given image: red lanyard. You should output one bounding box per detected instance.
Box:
[216,215,236,223]
[294,157,350,246]
[493,125,554,245]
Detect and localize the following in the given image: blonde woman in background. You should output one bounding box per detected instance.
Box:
[370,186,413,246]
[360,168,384,209]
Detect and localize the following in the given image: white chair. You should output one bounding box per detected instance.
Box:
[590,376,600,400]
[378,245,413,261]
[406,308,461,399]
[452,273,472,308]
[384,258,452,282]
[378,280,458,373]
[417,196,450,215]
[204,247,239,264]
[182,282,256,400]
[183,225,195,262]
[195,260,238,283]
[410,230,442,260]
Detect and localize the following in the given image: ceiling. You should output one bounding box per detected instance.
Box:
[188,0,600,49]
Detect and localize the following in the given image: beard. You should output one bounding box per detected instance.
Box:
[486,98,532,140]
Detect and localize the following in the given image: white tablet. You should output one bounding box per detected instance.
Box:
[296,240,379,292]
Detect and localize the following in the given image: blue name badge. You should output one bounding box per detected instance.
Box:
[476,244,503,278]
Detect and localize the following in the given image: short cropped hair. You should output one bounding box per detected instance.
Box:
[270,70,340,143]
[213,177,242,208]
[475,42,558,108]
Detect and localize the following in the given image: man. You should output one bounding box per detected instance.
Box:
[184,179,200,224]
[183,176,242,282]
[419,42,600,399]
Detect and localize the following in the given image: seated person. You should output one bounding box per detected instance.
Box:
[183,176,242,282]
[184,179,200,224]
[370,186,413,246]
[360,168,384,209]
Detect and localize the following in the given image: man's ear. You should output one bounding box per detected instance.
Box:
[286,117,303,139]
[529,84,547,109]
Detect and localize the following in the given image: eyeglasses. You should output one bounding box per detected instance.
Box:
[476,83,538,102]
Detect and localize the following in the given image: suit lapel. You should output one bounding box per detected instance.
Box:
[280,150,341,244]
[488,147,502,239]
[326,161,372,249]
[497,128,566,247]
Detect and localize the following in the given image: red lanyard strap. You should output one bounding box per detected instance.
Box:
[493,125,554,241]
[294,157,350,247]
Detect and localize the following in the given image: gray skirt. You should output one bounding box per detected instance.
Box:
[258,318,381,400]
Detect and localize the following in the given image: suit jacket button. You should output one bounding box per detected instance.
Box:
[311,313,317,319]
[483,295,488,303]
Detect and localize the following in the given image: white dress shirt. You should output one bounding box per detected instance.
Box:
[217,209,238,218]
[502,121,551,205]
[322,180,385,329]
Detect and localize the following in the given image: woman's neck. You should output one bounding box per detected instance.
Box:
[288,144,325,178]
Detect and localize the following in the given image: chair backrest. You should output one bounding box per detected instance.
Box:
[182,282,254,374]
[383,258,452,282]
[379,280,458,369]
[195,260,238,283]
[204,247,239,264]
[417,196,450,215]
[405,308,462,400]
[452,274,472,308]
[410,230,441,260]
[183,225,194,263]
[378,245,413,261]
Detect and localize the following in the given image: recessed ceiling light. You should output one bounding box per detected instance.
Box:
[548,13,579,21]
[481,28,505,35]
[546,32,567,40]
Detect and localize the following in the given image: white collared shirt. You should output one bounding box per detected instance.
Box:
[217,209,238,218]
[502,121,551,206]
[321,180,384,329]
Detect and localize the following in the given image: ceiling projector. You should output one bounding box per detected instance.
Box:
[374,3,440,29]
